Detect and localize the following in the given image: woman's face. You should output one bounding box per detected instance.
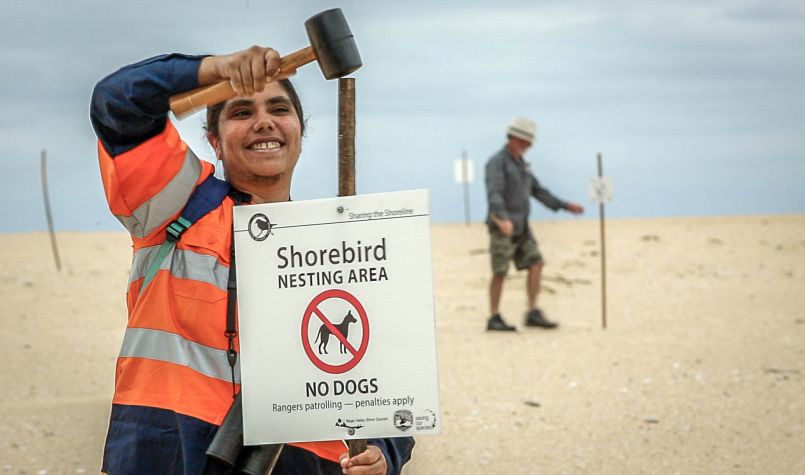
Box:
[210,81,302,198]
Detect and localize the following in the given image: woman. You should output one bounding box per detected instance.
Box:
[91,46,413,475]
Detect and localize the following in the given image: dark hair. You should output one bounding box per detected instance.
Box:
[205,78,305,139]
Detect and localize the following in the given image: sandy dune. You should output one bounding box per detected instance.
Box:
[1,215,804,474]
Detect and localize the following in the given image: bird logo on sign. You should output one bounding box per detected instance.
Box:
[248,213,276,241]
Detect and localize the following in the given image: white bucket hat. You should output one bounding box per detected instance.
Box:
[507,116,536,143]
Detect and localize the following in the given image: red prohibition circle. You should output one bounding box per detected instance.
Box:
[301,289,370,374]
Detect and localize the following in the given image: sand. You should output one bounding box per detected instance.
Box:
[1,215,804,474]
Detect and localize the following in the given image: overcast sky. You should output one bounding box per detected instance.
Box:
[2,0,803,232]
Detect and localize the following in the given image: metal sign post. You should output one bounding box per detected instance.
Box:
[589,152,613,329]
[598,153,607,329]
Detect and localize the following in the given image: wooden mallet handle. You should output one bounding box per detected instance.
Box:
[169,46,317,118]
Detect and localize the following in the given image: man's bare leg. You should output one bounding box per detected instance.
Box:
[526,263,543,311]
[487,274,516,331]
[490,273,506,315]
[525,263,557,328]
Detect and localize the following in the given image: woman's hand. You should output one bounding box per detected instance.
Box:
[339,445,387,475]
[198,45,283,96]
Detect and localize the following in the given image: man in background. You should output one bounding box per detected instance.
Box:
[485,117,584,332]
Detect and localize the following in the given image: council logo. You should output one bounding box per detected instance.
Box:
[248,213,275,241]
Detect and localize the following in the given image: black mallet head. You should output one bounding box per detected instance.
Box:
[305,8,362,79]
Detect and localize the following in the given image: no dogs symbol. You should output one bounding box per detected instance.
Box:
[301,289,370,374]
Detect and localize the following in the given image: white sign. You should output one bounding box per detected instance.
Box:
[453,158,474,184]
[233,190,441,445]
[589,176,613,204]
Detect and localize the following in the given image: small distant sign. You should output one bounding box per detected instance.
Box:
[589,176,613,204]
[453,158,474,184]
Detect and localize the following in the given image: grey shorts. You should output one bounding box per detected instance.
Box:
[489,227,543,276]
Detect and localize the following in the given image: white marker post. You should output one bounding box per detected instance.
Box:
[589,153,613,329]
[453,150,474,226]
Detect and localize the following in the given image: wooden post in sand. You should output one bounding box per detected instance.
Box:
[40,149,62,271]
[338,77,367,457]
[338,78,356,198]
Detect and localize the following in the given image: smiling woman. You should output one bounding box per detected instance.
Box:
[89,46,413,475]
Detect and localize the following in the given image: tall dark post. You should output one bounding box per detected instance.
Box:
[40,150,61,271]
[461,150,471,226]
[338,77,367,457]
[338,78,356,197]
[597,152,607,329]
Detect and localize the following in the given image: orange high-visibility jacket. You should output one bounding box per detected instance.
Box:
[98,118,347,463]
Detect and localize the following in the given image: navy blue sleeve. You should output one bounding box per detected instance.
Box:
[368,437,415,475]
[89,53,205,157]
